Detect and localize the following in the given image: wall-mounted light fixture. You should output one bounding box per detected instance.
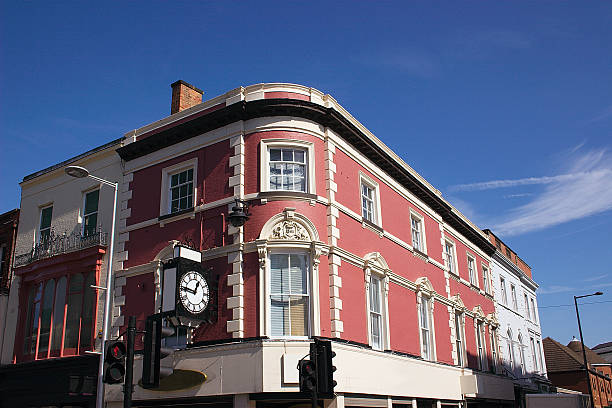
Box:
[228,199,250,227]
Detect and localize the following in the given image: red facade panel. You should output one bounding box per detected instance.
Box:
[339,262,368,345]
[388,283,419,355]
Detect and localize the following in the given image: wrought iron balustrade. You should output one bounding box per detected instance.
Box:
[14,230,108,267]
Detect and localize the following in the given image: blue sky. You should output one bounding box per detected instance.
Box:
[1,2,610,345]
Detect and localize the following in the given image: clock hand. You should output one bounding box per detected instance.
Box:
[181,285,196,294]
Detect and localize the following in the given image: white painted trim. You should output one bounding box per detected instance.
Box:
[259,138,316,194]
[409,210,427,255]
[358,171,382,227]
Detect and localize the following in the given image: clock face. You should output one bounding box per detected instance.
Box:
[178,271,209,314]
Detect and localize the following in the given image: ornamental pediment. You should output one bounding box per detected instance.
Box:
[270,220,309,241]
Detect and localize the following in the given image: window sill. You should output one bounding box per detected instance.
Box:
[413,248,429,260]
[361,219,384,236]
[158,207,195,225]
[259,190,317,203]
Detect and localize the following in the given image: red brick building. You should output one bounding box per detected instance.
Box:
[102,82,514,407]
[543,337,612,408]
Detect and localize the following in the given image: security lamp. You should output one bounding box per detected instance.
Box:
[228,199,250,227]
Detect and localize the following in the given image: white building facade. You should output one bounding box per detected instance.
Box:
[484,230,550,406]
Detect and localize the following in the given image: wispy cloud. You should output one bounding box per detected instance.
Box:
[493,149,612,236]
[503,193,533,199]
[583,274,609,283]
[539,281,612,295]
[377,51,439,78]
[450,174,584,192]
[586,105,612,124]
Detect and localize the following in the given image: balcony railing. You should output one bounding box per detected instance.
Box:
[14,230,108,267]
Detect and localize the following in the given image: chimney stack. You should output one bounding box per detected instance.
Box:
[170,80,203,114]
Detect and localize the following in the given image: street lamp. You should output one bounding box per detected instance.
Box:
[65,165,118,408]
[574,291,604,408]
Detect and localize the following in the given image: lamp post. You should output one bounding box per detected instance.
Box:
[574,291,603,408]
[66,165,118,408]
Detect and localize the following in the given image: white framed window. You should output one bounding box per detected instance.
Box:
[491,328,498,372]
[476,322,487,371]
[500,277,508,305]
[511,284,518,310]
[482,265,490,294]
[369,276,383,350]
[524,293,530,319]
[507,329,515,369]
[536,339,543,373]
[361,183,376,223]
[38,205,53,244]
[530,336,538,372]
[518,334,525,374]
[455,312,465,366]
[419,295,434,360]
[82,189,99,237]
[359,172,382,226]
[411,212,426,253]
[260,139,316,194]
[531,298,537,322]
[269,253,310,337]
[467,255,478,287]
[160,158,198,216]
[445,240,458,275]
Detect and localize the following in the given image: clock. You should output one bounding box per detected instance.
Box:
[161,246,217,326]
[179,270,209,314]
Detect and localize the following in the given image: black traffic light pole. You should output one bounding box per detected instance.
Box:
[310,343,318,408]
[124,316,136,408]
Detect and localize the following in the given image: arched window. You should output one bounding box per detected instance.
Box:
[417,278,436,361]
[518,334,526,374]
[269,253,310,337]
[22,284,41,355]
[79,271,97,350]
[37,279,55,357]
[64,273,84,353]
[50,276,67,354]
[507,328,514,370]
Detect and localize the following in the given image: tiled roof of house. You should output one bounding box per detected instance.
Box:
[543,337,609,373]
[593,341,612,350]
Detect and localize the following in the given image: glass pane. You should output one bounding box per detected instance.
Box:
[179,197,187,210]
[370,279,380,313]
[179,170,187,184]
[270,295,289,336]
[420,300,429,329]
[51,277,67,352]
[80,272,97,348]
[64,274,84,350]
[282,175,291,190]
[270,148,281,161]
[282,149,294,161]
[180,184,188,197]
[84,190,99,215]
[371,313,381,349]
[187,168,193,181]
[422,328,429,358]
[289,254,308,295]
[270,254,289,294]
[171,186,179,200]
[289,296,308,336]
[37,279,56,356]
[171,174,179,187]
[23,285,36,354]
[40,207,53,229]
[294,150,305,163]
[84,213,97,237]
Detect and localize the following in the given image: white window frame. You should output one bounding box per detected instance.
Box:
[476,321,488,371]
[159,158,198,216]
[511,284,518,310]
[267,251,311,339]
[38,204,53,244]
[359,172,382,227]
[454,311,466,367]
[467,254,478,287]
[445,239,458,275]
[365,267,389,351]
[491,328,498,373]
[410,211,427,254]
[507,329,515,370]
[418,294,435,361]
[260,139,316,194]
[482,264,490,294]
[518,334,525,374]
[530,336,538,373]
[500,277,508,305]
[524,293,530,319]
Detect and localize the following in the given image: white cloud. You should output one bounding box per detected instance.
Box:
[586,105,612,124]
[539,281,612,295]
[493,149,612,236]
[450,173,584,192]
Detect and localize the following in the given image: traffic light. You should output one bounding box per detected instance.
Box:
[103,340,126,384]
[142,314,175,389]
[314,339,337,397]
[299,359,317,394]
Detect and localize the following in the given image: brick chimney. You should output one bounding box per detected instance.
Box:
[170,80,203,114]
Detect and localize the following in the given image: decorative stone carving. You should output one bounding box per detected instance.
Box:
[269,220,309,241]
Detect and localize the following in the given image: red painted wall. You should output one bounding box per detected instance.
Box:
[434,305,453,365]
[388,284,419,355]
[339,263,368,345]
